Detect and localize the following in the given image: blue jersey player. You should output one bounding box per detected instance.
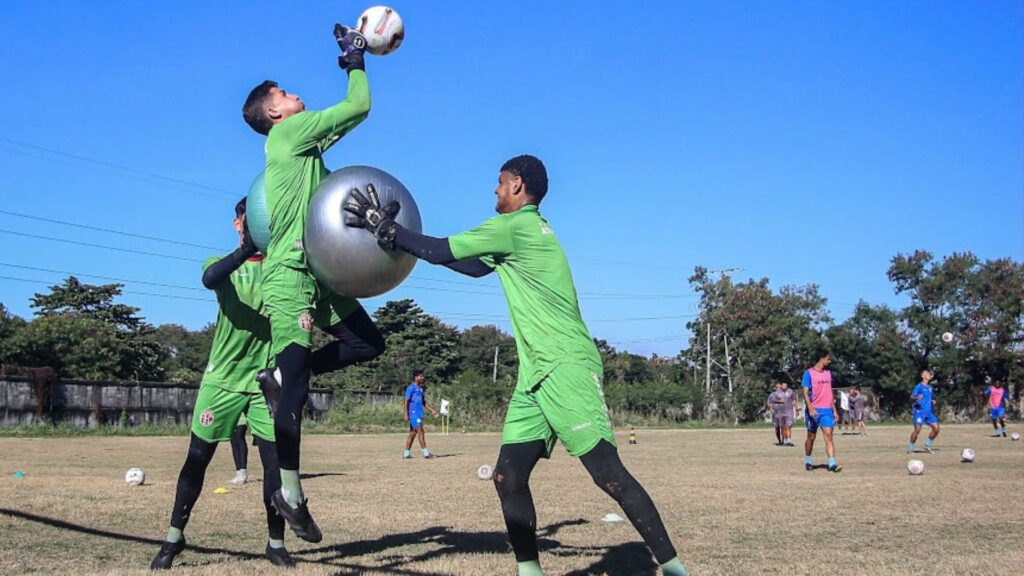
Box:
[908,369,940,453]
[403,370,438,459]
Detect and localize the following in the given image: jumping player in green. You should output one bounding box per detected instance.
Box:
[344,155,688,576]
[241,25,385,542]
[151,198,293,569]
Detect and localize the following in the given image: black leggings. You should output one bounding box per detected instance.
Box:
[230,424,248,470]
[275,307,385,471]
[492,439,677,565]
[169,433,284,540]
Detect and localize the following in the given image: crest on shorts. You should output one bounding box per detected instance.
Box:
[199,409,215,427]
[298,312,314,332]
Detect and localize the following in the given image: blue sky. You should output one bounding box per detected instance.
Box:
[0,1,1020,357]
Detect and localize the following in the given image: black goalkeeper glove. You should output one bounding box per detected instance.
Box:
[334,23,367,72]
[343,183,401,250]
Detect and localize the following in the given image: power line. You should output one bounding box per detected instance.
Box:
[0,210,228,252]
[0,137,238,199]
[0,263,206,292]
[0,228,203,263]
[0,275,214,303]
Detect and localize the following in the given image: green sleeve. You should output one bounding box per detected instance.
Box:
[274,70,371,155]
[448,215,514,260]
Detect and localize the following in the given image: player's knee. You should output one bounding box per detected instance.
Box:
[493,462,527,497]
[185,435,216,467]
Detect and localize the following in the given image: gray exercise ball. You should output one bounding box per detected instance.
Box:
[305,165,421,298]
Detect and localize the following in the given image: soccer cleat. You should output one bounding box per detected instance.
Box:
[256,369,282,416]
[805,463,814,471]
[150,538,186,570]
[271,490,323,543]
[923,446,934,454]
[230,469,248,485]
[265,543,297,568]
[828,463,842,473]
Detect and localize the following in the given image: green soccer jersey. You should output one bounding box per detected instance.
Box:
[448,205,601,389]
[200,256,272,393]
[263,70,370,271]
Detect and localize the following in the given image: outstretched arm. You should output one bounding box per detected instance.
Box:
[393,227,493,277]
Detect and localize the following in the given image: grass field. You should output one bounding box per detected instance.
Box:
[1,424,1021,575]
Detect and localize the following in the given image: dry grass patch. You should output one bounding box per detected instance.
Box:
[1,425,1021,575]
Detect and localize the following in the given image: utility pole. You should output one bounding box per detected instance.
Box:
[702,267,742,396]
[492,346,499,383]
[723,333,733,393]
[705,323,711,394]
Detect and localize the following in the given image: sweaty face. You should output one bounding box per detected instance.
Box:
[494,170,523,214]
[266,86,305,121]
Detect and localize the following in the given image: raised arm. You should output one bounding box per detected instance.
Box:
[201,229,257,289]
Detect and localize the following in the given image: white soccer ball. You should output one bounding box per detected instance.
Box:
[1012,432,1021,441]
[356,6,405,55]
[960,448,975,463]
[941,332,954,343]
[125,467,146,486]
[907,459,925,475]
[476,464,494,481]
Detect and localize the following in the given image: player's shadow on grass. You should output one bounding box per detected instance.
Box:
[299,518,655,575]
[300,471,347,480]
[0,507,449,576]
[0,507,261,561]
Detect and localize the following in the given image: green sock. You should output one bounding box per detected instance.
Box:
[517,559,544,576]
[661,557,688,576]
[280,469,304,506]
[166,527,183,544]
[268,538,285,549]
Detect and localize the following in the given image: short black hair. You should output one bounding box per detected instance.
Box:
[501,155,548,204]
[413,369,424,378]
[235,197,247,218]
[812,345,831,363]
[242,80,278,136]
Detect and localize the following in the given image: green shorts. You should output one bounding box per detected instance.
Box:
[191,384,274,443]
[502,363,615,458]
[262,264,360,357]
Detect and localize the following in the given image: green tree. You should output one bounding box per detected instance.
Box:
[0,303,27,365]
[458,325,518,382]
[148,323,216,383]
[825,302,915,416]
[888,251,1024,410]
[687,267,831,422]
[10,277,166,380]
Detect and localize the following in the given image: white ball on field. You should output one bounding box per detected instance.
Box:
[357,5,405,55]
[476,464,494,480]
[1012,432,1021,441]
[960,448,975,463]
[125,467,146,486]
[906,459,925,475]
[941,332,954,343]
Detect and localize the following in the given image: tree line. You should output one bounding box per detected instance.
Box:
[0,250,1020,424]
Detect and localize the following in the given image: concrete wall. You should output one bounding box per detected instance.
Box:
[0,377,380,428]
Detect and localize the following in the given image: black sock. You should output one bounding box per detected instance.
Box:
[493,440,546,563]
[169,434,218,531]
[255,437,285,540]
[274,343,311,471]
[581,440,678,564]
[230,425,248,470]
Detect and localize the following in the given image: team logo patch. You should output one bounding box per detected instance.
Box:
[298,313,314,332]
[199,409,215,427]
